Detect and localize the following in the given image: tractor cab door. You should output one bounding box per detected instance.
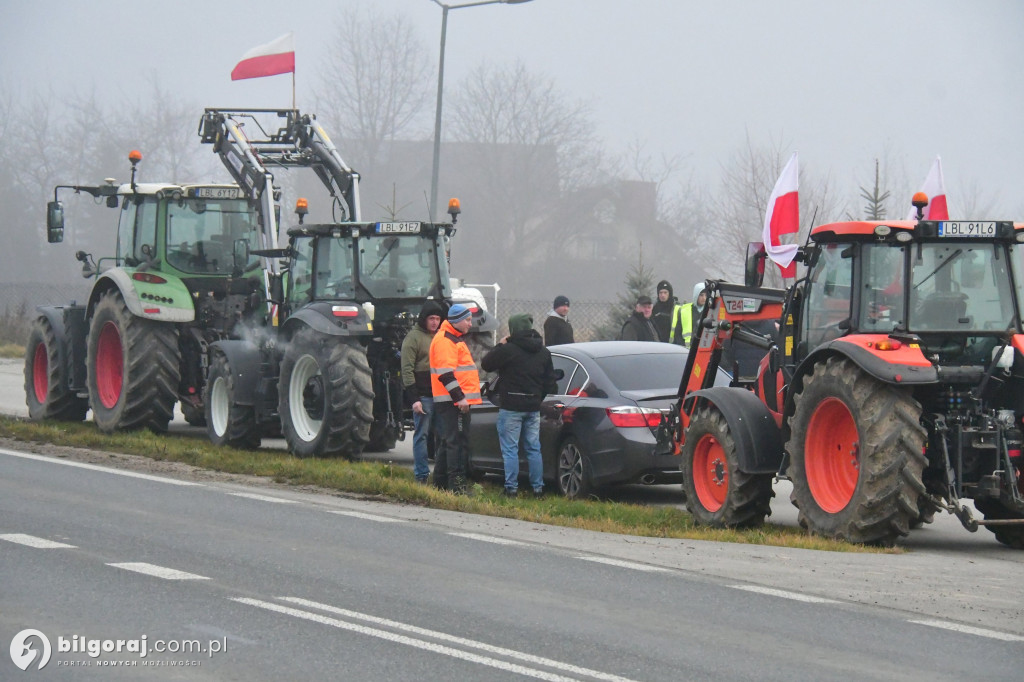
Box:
[797,242,853,359]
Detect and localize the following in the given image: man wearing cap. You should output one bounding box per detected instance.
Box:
[481,313,558,499]
[543,295,574,346]
[429,303,482,494]
[401,300,445,484]
[620,295,659,342]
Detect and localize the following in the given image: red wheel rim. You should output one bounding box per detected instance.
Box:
[692,433,728,512]
[805,397,859,513]
[32,343,48,403]
[95,321,123,409]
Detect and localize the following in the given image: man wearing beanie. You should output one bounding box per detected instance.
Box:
[543,295,574,346]
[620,295,659,341]
[652,280,686,344]
[481,313,557,498]
[401,300,445,483]
[428,303,482,494]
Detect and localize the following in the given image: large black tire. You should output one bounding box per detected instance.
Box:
[681,407,774,528]
[24,316,88,422]
[557,437,594,499]
[366,420,399,453]
[181,402,207,427]
[787,357,926,545]
[279,330,373,458]
[204,351,261,450]
[87,289,180,433]
[974,499,1024,549]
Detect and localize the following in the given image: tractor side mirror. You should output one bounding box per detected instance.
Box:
[47,201,65,243]
[268,272,284,304]
[232,238,249,277]
[744,242,766,287]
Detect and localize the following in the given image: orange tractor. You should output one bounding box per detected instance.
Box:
[663,200,1024,547]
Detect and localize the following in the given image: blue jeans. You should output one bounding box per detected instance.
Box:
[412,397,434,481]
[497,409,543,492]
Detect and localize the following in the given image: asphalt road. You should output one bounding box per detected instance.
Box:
[2,446,1022,681]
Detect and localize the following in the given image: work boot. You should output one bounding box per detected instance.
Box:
[503,488,518,499]
[532,488,545,500]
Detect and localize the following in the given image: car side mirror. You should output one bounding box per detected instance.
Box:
[47,201,65,243]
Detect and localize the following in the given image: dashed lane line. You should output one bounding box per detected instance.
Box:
[327,511,407,523]
[0,533,77,549]
[226,492,298,504]
[107,562,209,580]
[448,532,527,546]
[909,620,1024,643]
[729,585,839,604]
[575,556,670,572]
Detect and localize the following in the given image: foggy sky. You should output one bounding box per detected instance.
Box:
[2,0,1023,217]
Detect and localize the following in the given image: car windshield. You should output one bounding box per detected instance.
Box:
[908,242,1015,332]
[166,198,260,274]
[357,234,446,298]
[595,352,686,392]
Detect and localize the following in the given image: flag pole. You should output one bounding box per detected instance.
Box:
[292,71,296,110]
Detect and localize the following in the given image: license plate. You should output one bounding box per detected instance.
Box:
[938,221,996,237]
[194,187,243,199]
[375,222,420,234]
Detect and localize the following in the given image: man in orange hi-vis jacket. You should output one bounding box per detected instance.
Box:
[429,304,482,494]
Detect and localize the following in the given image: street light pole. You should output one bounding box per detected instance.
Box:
[427,0,532,221]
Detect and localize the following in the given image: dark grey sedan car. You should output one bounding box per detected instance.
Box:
[467,341,727,498]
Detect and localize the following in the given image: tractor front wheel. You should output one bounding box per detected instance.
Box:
[24,316,87,422]
[279,330,372,458]
[787,357,926,545]
[87,289,180,433]
[205,351,261,450]
[681,407,773,528]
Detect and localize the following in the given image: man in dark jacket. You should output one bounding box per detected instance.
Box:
[543,295,574,346]
[400,300,445,483]
[481,313,557,498]
[652,280,686,344]
[620,295,659,341]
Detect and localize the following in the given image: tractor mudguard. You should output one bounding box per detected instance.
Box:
[208,340,262,406]
[91,270,195,323]
[803,337,938,386]
[280,305,373,339]
[685,386,784,474]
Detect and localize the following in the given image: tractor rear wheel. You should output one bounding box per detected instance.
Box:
[974,499,1024,549]
[87,289,180,433]
[279,330,372,458]
[681,407,773,528]
[24,316,87,422]
[205,351,261,449]
[787,357,926,545]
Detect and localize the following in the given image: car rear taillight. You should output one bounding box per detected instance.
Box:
[606,406,662,428]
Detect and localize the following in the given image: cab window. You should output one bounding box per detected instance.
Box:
[802,243,853,348]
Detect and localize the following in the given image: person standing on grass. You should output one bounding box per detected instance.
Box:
[429,304,482,495]
[481,313,557,499]
[401,300,444,484]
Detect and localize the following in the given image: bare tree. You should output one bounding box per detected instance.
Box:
[313,6,432,176]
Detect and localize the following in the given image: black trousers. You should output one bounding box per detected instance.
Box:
[434,401,471,488]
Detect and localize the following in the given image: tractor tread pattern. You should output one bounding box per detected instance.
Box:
[24,316,88,422]
[205,351,261,450]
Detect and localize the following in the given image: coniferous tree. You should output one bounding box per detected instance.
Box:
[594,246,655,339]
[859,159,891,220]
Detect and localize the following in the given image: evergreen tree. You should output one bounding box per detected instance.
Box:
[594,246,656,339]
[859,159,891,220]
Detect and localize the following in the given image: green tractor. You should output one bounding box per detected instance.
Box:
[25,150,268,432]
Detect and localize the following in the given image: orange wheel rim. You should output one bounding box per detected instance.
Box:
[805,397,859,513]
[32,343,48,402]
[693,433,728,512]
[96,321,123,409]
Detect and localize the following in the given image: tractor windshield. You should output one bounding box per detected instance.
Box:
[357,234,448,298]
[907,242,1015,333]
[166,198,260,275]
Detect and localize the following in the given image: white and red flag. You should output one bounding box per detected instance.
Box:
[906,155,948,220]
[762,152,800,277]
[231,32,295,81]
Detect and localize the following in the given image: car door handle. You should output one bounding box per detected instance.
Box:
[553,403,566,410]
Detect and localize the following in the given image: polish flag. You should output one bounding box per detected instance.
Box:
[906,155,948,220]
[231,32,295,81]
[762,152,800,277]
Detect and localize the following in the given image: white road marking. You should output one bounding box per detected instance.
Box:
[226,492,297,504]
[575,556,669,572]
[449,532,526,546]
[234,597,638,682]
[729,585,838,604]
[0,448,203,487]
[327,511,406,523]
[107,562,209,580]
[0,533,76,549]
[909,619,1024,642]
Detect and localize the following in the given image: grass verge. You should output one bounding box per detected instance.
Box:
[0,415,890,553]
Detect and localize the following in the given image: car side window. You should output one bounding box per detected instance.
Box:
[566,364,589,397]
[551,355,578,395]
